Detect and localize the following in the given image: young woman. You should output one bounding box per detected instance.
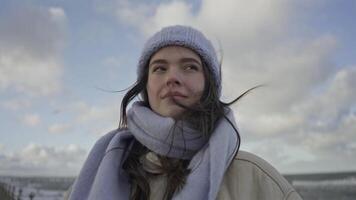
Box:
[67,25,302,200]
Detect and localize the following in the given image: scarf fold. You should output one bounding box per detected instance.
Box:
[127,101,208,159]
[69,102,240,200]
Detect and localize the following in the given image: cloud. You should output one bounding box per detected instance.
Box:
[48,123,72,134]
[0,99,32,111]
[242,67,356,173]
[114,0,292,37]
[115,0,156,31]
[22,113,41,127]
[68,101,116,123]
[277,66,356,155]
[0,4,66,97]
[0,143,87,176]
[298,66,356,125]
[49,7,66,22]
[114,0,194,36]
[65,101,119,135]
[234,35,338,137]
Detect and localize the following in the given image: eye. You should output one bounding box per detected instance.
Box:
[152,66,166,73]
[184,65,199,71]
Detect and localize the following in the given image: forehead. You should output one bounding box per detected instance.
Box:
[149,46,202,64]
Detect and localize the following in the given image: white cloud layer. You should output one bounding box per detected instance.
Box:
[0,5,66,97]
[0,143,87,176]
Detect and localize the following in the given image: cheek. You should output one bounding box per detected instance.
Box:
[187,74,205,100]
[146,82,155,101]
[146,77,161,104]
[193,74,205,93]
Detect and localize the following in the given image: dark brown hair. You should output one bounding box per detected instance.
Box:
[118,55,262,200]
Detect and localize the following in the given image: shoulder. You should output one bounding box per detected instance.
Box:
[233,151,293,193]
[218,150,302,200]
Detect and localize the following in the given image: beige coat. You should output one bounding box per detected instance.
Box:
[216,150,302,200]
[65,150,303,200]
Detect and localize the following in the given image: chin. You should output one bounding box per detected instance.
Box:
[162,108,185,119]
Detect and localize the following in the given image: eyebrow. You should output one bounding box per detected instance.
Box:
[149,57,202,66]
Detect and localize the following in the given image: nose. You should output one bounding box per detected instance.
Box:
[166,69,182,87]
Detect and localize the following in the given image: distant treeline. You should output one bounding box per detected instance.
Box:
[0,176,75,191]
[284,171,356,183]
[0,182,14,200]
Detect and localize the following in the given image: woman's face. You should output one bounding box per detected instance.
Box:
[146,46,205,119]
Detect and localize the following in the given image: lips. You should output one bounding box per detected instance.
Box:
[162,91,187,99]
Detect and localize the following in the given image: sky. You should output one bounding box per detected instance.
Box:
[0,0,355,177]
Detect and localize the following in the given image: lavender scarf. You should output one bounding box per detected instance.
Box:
[69,102,239,200]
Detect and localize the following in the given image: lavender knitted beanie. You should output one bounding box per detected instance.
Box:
[137,25,221,95]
